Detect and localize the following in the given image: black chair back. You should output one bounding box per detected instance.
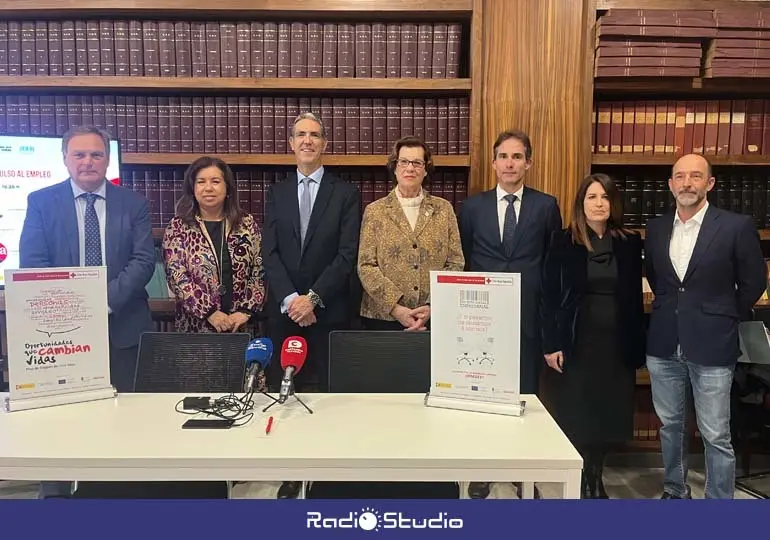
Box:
[134,332,249,393]
[328,330,431,393]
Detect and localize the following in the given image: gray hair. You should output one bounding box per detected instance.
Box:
[61,125,112,157]
[290,112,327,139]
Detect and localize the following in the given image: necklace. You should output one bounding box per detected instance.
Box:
[216,221,227,297]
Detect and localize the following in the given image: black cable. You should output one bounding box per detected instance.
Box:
[174,391,256,426]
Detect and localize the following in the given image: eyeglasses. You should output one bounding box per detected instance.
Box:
[396,158,426,170]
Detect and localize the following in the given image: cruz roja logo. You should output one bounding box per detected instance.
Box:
[306,506,463,531]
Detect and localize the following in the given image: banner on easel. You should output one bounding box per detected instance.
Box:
[3,267,114,412]
[425,271,524,416]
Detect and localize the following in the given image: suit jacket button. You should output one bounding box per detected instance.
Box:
[679,287,685,292]
[413,264,418,269]
[412,243,418,249]
[414,286,419,291]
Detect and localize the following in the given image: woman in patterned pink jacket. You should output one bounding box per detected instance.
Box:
[162,156,266,338]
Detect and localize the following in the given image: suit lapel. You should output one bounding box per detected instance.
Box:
[384,190,416,240]
[412,194,436,239]
[480,189,502,250]
[105,182,121,269]
[302,173,334,251]
[57,181,79,266]
[683,206,719,283]
[507,186,534,255]
[283,176,301,246]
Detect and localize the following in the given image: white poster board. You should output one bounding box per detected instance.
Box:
[425,271,525,416]
[3,267,115,412]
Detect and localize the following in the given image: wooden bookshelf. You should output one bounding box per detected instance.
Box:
[594,77,770,96]
[0,76,473,95]
[124,153,470,167]
[595,0,769,10]
[592,155,770,166]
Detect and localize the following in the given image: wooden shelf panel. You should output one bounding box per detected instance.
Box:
[123,153,471,167]
[0,0,473,18]
[0,76,472,95]
[592,154,770,166]
[596,0,770,10]
[594,77,770,96]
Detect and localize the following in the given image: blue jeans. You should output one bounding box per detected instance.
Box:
[646,351,735,499]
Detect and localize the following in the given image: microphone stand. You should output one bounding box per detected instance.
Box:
[262,380,314,414]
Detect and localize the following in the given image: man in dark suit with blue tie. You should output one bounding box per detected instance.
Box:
[645,153,767,499]
[460,130,562,499]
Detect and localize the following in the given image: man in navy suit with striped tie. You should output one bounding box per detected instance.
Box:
[20,126,155,497]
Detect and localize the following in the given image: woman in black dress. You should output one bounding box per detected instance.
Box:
[540,173,645,498]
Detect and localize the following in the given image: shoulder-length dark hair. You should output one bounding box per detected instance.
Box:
[570,173,629,252]
[175,156,244,229]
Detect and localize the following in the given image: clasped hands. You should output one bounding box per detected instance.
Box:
[391,305,430,331]
[288,295,317,327]
[207,310,250,333]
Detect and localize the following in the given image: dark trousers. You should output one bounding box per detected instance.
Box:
[268,316,348,392]
[521,332,543,396]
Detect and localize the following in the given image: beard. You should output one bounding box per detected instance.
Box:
[676,191,703,207]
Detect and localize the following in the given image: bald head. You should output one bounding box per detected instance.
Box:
[669,153,714,214]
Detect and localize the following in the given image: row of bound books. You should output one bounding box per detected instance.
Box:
[121,165,469,229]
[0,20,463,79]
[592,99,770,156]
[0,94,471,155]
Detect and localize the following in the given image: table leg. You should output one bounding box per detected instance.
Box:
[561,469,582,499]
[521,482,535,499]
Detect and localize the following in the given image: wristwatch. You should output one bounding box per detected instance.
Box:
[308,289,324,308]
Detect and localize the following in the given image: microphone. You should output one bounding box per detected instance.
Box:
[244,337,273,394]
[278,336,307,404]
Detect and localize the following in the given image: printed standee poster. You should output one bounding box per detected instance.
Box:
[425,271,525,416]
[3,267,114,412]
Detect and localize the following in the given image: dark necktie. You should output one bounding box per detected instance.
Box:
[502,193,518,258]
[299,177,312,245]
[83,193,102,266]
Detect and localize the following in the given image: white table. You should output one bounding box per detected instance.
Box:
[0,392,583,498]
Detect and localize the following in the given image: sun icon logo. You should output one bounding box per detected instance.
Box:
[358,507,382,531]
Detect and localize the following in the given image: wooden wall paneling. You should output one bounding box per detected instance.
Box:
[469,0,484,194]
[479,0,591,219]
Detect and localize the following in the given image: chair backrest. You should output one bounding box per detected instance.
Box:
[134,332,249,393]
[328,330,431,393]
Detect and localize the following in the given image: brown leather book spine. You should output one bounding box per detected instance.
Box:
[683,101,695,155]
[159,167,176,227]
[190,22,206,77]
[103,95,116,138]
[174,21,191,77]
[763,99,770,156]
[158,21,176,77]
[372,98,387,153]
[0,22,7,75]
[220,22,238,78]
[263,22,278,77]
[595,102,610,154]
[99,20,114,75]
[703,100,719,155]
[235,170,250,215]
[597,45,702,57]
[611,102,623,153]
[206,22,221,77]
[121,96,135,151]
[337,23,355,78]
[113,96,126,150]
[21,21,35,75]
[424,98,438,151]
[46,21,62,75]
[346,98,360,154]
[446,24,461,78]
[400,23,417,78]
[286,97,299,136]
[674,101,686,154]
[716,99,731,155]
[306,22,322,78]
[238,97,250,153]
[321,23,337,77]
[157,96,169,152]
[273,97,287,153]
[40,95,56,135]
[113,21,129,75]
[355,23,371,78]
[192,97,205,153]
[596,56,700,67]
[432,23,448,78]
[145,169,161,227]
[28,95,41,135]
[664,100,676,154]
[437,98,448,154]
[249,97,262,153]
[15,96,29,134]
[359,98,373,154]
[60,21,76,75]
[128,20,144,76]
[74,21,89,75]
[729,99,746,155]
[744,99,764,154]
[371,23,387,77]
[333,97,346,153]
[79,95,93,127]
[277,22,291,78]
[621,101,634,153]
[52,96,66,135]
[290,22,307,78]
[4,95,18,134]
[250,22,264,78]
[6,22,21,75]
[227,96,239,153]
[417,23,432,79]
[320,97,333,151]
[143,21,160,76]
[249,171,262,218]
[633,101,645,153]
[180,96,193,152]
[236,22,251,78]
[132,170,146,201]
[594,66,700,77]
[261,97,274,153]
[34,21,48,75]
[692,100,706,154]
[412,98,425,141]
[712,47,770,59]
[400,98,413,147]
[168,96,181,152]
[146,96,159,152]
[386,24,400,78]
[386,98,400,150]
[459,98,469,154]
[214,96,228,153]
[135,95,148,152]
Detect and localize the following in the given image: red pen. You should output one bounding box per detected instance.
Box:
[265,416,274,435]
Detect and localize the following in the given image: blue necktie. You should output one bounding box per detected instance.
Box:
[502,193,518,258]
[299,177,312,245]
[83,193,102,266]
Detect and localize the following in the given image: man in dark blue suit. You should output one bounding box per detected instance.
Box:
[20,126,155,498]
[645,153,767,499]
[460,130,562,499]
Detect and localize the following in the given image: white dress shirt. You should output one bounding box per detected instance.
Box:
[497,183,524,242]
[669,201,709,282]
[70,178,107,267]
